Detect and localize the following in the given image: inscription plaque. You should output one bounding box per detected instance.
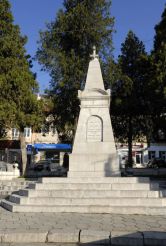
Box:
[87,116,102,142]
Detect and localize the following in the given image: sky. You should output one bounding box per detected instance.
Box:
[10,0,166,93]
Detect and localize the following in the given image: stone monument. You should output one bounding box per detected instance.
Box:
[68,47,120,177]
[1,48,163,215]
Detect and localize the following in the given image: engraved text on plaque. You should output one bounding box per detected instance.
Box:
[87,116,102,142]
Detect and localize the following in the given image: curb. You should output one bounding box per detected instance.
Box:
[0,229,165,245]
[0,230,47,243]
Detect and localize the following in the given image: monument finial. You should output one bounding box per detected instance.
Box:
[90,46,99,60]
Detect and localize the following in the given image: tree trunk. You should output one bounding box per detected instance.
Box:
[128,116,133,167]
[20,132,27,176]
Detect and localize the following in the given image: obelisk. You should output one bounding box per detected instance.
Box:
[68,47,120,177]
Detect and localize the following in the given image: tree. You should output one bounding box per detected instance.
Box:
[151,6,166,141]
[112,31,152,166]
[0,0,43,132]
[36,0,114,142]
[0,0,44,173]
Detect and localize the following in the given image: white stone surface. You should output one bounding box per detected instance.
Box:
[29,182,157,191]
[1,230,47,243]
[9,193,165,206]
[2,172,164,215]
[3,198,166,214]
[19,188,160,198]
[47,229,79,243]
[39,177,150,183]
[0,170,20,180]
[68,54,119,177]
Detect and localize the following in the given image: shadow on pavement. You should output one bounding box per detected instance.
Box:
[78,230,166,246]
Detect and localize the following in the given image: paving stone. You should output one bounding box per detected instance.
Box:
[0,207,166,244]
[80,230,111,245]
[47,229,79,243]
[111,231,143,246]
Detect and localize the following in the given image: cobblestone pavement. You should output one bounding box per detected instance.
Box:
[0,206,166,232]
[0,206,166,245]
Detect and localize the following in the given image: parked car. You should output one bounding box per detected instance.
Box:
[33,160,67,176]
[53,166,68,177]
[46,163,59,172]
[34,163,44,171]
[147,158,166,168]
[34,160,50,171]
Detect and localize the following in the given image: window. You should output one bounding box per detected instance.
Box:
[159,151,166,161]
[24,127,31,138]
[12,128,19,139]
[148,151,155,160]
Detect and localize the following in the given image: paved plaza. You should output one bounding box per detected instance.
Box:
[0,206,166,245]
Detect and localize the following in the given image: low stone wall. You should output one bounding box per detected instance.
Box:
[122,168,166,177]
[0,170,20,180]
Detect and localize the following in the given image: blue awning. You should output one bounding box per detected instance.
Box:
[33,143,72,151]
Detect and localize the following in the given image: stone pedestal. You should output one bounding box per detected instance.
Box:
[68,50,120,177]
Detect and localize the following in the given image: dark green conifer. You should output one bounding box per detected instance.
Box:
[113,31,152,166]
[0,0,43,135]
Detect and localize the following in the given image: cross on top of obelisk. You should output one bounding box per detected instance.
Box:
[90,46,99,60]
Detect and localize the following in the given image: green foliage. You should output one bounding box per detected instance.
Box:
[151,6,166,141]
[154,6,166,52]
[0,0,43,136]
[109,6,166,160]
[110,31,153,166]
[36,0,114,142]
[153,6,166,101]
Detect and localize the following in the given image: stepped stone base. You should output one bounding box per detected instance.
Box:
[0,179,35,200]
[1,177,166,215]
[2,200,166,215]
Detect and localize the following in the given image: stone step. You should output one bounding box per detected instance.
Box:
[0,181,32,185]
[0,185,31,193]
[39,177,150,184]
[1,185,26,190]
[29,182,159,191]
[19,188,160,198]
[2,199,166,215]
[9,194,166,206]
[0,183,27,188]
[0,179,36,200]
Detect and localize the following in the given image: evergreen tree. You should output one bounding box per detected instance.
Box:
[36,0,114,142]
[154,6,166,52]
[0,0,43,135]
[0,0,44,174]
[112,31,152,166]
[151,6,166,141]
